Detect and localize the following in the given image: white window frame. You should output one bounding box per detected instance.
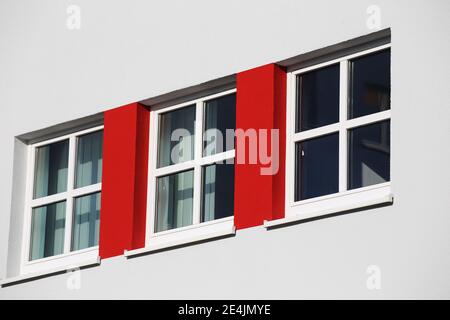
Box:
[280,44,392,224]
[143,89,237,251]
[20,125,103,275]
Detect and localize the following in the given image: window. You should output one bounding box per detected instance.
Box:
[285,45,391,219]
[22,126,103,274]
[146,90,236,247]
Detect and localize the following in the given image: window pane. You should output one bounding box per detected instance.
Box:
[348,120,390,189]
[201,163,234,222]
[158,105,195,168]
[29,201,66,260]
[72,192,101,251]
[295,133,339,201]
[155,170,194,232]
[75,131,103,188]
[33,140,69,199]
[296,64,340,132]
[349,49,390,119]
[203,93,236,156]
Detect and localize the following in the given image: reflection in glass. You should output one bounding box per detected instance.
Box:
[33,140,69,199]
[30,201,66,260]
[348,120,390,189]
[295,133,339,201]
[72,192,101,251]
[203,93,236,156]
[75,131,103,188]
[296,64,340,132]
[156,170,194,232]
[158,106,195,168]
[201,163,234,222]
[349,49,390,119]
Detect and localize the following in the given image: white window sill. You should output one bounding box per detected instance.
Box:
[0,256,100,288]
[264,193,393,229]
[125,218,236,258]
[21,246,99,275]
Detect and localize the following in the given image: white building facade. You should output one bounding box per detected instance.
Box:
[0,0,449,299]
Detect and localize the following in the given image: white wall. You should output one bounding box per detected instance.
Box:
[0,0,449,299]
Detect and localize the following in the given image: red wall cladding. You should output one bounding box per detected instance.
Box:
[99,64,286,259]
[234,64,287,229]
[99,103,149,259]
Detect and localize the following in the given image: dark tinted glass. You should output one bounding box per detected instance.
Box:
[72,192,101,251]
[158,105,195,168]
[348,120,390,189]
[30,201,66,260]
[33,140,69,199]
[201,163,234,222]
[295,133,339,201]
[349,49,390,119]
[296,64,340,132]
[155,170,194,232]
[204,93,236,156]
[75,131,103,188]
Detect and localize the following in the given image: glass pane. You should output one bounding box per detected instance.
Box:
[296,64,340,132]
[158,105,195,168]
[348,120,390,189]
[33,140,69,199]
[75,131,103,188]
[201,163,234,222]
[203,93,236,156]
[349,49,390,119]
[155,170,194,232]
[295,133,339,201]
[72,192,101,251]
[29,201,66,260]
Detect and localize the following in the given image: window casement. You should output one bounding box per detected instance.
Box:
[284,44,392,221]
[145,89,236,250]
[21,126,103,274]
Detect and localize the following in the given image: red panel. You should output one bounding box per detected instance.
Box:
[234,64,286,229]
[132,106,149,249]
[99,103,149,259]
[272,66,287,220]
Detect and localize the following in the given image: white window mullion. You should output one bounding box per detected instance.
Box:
[293,123,340,142]
[147,111,159,240]
[286,72,296,207]
[21,145,36,270]
[71,183,102,197]
[339,60,349,192]
[192,101,204,225]
[63,136,77,254]
[29,192,68,208]
[199,149,235,166]
[154,160,196,177]
[345,110,391,129]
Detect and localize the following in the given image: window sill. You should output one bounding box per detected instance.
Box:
[0,256,101,288]
[264,193,393,229]
[125,219,236,258]
[21,246,99,275]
